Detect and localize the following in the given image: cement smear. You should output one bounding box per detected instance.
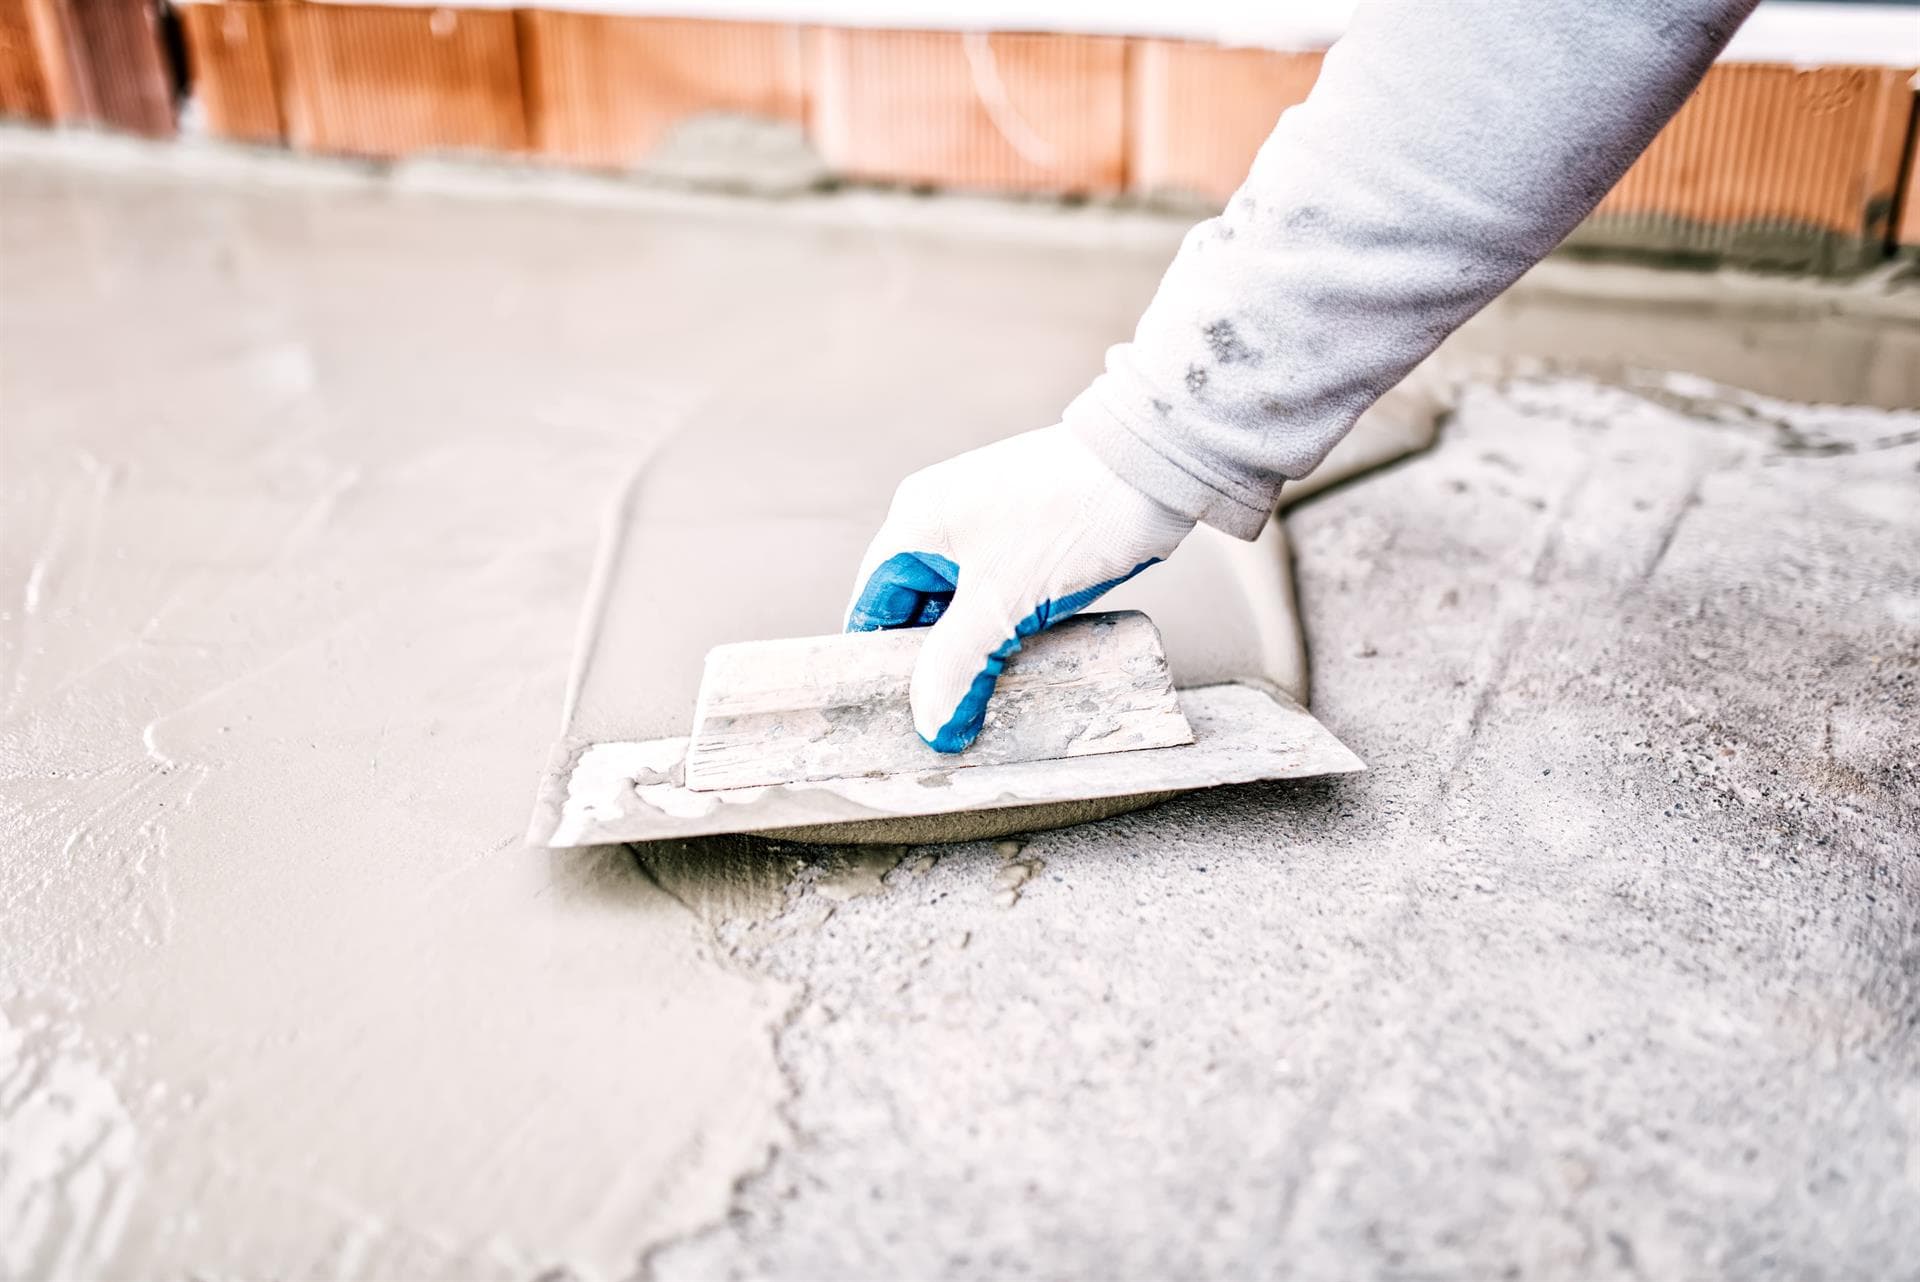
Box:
[3,139,1918,1278]
[0,156,804,1278]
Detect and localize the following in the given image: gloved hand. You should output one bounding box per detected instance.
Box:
[846,425,1196,752]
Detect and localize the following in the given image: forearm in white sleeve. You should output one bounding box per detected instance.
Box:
[1062,0,1760,538]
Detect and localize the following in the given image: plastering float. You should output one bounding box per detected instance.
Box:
[523,369,1439,849]
[683,612,1196,791]
[527,609,1362,847]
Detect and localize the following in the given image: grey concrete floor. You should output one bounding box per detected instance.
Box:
[2,133,1918,1280]
[655,376,1920,1280]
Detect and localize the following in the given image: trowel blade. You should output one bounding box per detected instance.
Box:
[682,611,1195,792]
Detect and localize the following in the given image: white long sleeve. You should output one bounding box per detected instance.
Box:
[1064,0,1760,537]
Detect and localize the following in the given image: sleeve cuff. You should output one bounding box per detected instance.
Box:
[1064,399,1276,542]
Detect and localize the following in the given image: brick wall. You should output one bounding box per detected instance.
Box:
[8,3,1917,271]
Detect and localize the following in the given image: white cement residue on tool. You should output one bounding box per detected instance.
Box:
[542,685,1362,846]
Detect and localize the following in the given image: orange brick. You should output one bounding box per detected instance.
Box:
[1578,63,1915,270]
[0,0,52,119]
[806,27,1126,194]
[519,12,803,169]
[17,0,174,135]
[270,1,525,158]
[1127,38,1322,203]
[1898,117,1920,248]
[180,2,282,143]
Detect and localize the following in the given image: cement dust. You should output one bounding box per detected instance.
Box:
[814,847,907,902]
[992,858,1045,908]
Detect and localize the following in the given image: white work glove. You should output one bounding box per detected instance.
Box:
[846,426,1196,752]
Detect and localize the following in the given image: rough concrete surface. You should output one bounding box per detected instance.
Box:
[3,134,1919,1280]
[652,377,1920,1281]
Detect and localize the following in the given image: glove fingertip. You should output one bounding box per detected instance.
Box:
[914,642,1016,754]
[920,669,995,753]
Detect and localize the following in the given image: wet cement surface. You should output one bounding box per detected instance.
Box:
[3,137,1918,1278]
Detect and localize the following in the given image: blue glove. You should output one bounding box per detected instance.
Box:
[847,426,1195,752]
